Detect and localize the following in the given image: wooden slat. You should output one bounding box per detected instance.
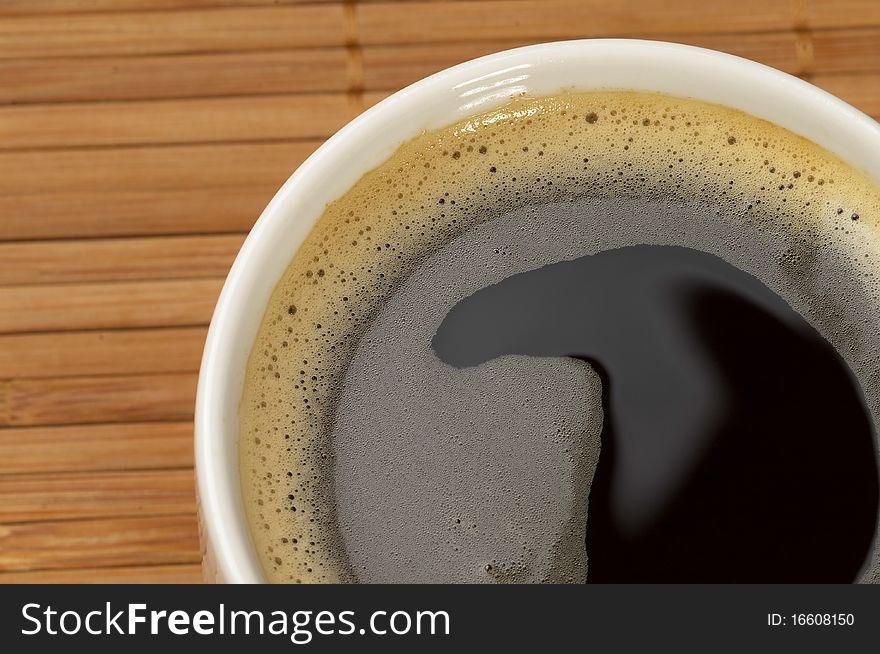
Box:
[0,187,271,241]
[5,1,879,61]
[812,29,880,74]
[0,0,336,15]
[0,279,222,334]
[2,2,879,52]
[358,0,792,45]
[0,469,195,523]
[0,48,350,104]
[803,0,880,30]
[811,73,880,117]
[0,515,199,572]
[357,0,880,44]
[0,235,243,285]
[0,422,193,475]
[0,563,203,584]
[0,373,197,427]
[0,93,380,150]
[0,142,321,242]
[0,6,347,59]
[0,140,319,194]
[0,327,207,379]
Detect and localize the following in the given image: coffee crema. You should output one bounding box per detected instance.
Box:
[240,90,880,583]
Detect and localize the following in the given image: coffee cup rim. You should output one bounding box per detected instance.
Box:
[195,38,880,584]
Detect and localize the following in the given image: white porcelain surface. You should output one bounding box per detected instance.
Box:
[195,39,880,584]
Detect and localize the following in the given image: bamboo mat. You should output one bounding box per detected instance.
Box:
[0,0,878,584]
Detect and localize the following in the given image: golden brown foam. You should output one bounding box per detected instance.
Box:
[239,91,880,583]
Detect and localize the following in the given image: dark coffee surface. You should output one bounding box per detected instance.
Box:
[434,244,879,582]
[330,198,880,583]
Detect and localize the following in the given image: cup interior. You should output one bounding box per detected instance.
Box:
[195,39,880,583]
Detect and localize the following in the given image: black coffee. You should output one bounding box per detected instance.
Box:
[434,244,879,582]
[240,91,880,583]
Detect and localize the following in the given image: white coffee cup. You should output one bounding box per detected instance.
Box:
[194,39,880,583]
